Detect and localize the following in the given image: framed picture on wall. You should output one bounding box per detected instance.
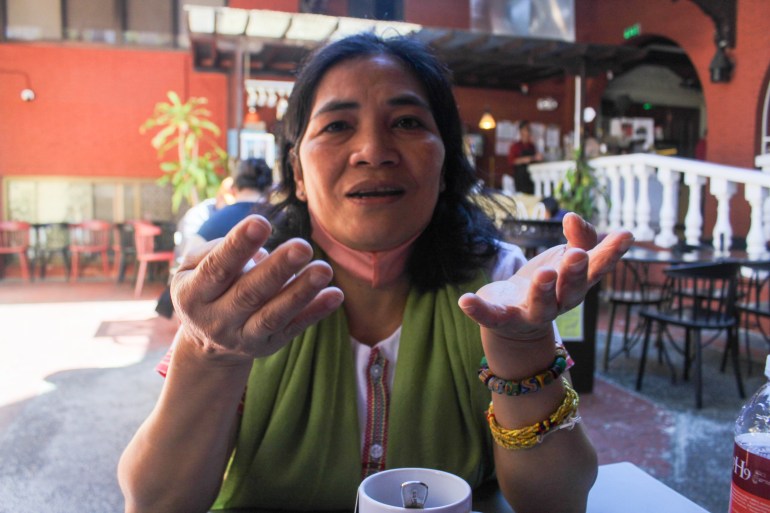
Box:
[239,131,276,169]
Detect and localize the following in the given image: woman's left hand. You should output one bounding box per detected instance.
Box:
[459,213,634,349]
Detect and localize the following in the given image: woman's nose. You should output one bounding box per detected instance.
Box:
[349,125,399,168]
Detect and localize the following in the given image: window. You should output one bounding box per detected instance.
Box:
[6,0,62,40]
[125,0,174,47]
[65,0,120,44]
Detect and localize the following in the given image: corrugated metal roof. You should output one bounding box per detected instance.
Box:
[185,6,646,90]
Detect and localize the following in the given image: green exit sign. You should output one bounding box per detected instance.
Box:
[623,23,641,39]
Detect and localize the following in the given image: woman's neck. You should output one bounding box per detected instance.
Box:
[233,190,265,203]
[332,263,410,346]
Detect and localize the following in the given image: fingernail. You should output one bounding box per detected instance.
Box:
[620,237,634,251]
[309,270,328,287]
[287,246,308,266]
[539,278,556,292]
[570,258,588,273]
[245,220,262,240]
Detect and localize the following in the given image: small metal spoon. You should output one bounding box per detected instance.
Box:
[401,481,429,509]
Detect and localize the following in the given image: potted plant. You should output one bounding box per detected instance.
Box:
[140,91,228,212]
[554,148,607,223]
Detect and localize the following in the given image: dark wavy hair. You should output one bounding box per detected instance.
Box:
[269,32,500,291]
[235,157,273,192]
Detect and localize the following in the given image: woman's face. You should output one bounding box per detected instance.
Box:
[294,55,445,252]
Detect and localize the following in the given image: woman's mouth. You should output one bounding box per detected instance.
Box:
[346,187,404,199]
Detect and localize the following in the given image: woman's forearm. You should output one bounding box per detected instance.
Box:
[118,330,254,513]
[482,330,598,513]
[493,410,598,513]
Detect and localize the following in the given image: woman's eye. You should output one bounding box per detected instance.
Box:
[322,120,350,133]
[394,117,423,130]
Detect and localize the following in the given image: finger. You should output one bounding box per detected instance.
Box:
[562,213,598,250]
[585,230,634,286]
[525,267,559,322]
[458,291,521,329]
[243,247,270,273]
[554,248,589,310]
[239,262,340,354]
[176,237,222,272]
[262,287,345,355]
[182,216,274,303]
[225,238,316,321]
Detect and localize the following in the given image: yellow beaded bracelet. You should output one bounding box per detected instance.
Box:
[486,377,580,450]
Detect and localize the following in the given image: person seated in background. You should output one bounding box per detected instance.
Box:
[155,160,273,319]
[174,176,235,265]
[541,196,569,221]
[507,120,543,195]
[119,32,633,513]
[193,157,274,245]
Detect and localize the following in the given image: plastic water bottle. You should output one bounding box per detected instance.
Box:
[730,355,770,512]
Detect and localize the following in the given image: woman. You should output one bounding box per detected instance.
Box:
[118,33,633,513]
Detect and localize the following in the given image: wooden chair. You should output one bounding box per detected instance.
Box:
[133,221,175,297]
[635,261,745,409]
[0,221,32,281]
[68,220,112,281]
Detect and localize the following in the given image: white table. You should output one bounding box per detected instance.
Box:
[472,461,709,513]
[216,462,709,513]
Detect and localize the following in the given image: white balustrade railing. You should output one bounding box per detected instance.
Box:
[528,153,770,258]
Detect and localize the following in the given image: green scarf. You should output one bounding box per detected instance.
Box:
[213,274,493,511]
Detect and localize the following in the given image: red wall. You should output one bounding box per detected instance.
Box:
[0,43,227,179]
[405,0,469,29]
[3,1,769,237]
[576,0,770,239]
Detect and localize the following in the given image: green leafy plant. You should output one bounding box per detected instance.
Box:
[555,149,608,222]
[140,91,228,212]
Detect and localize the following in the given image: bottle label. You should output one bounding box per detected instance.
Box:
[731,442,770,512]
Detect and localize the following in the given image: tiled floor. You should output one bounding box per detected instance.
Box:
[0,264,765,512]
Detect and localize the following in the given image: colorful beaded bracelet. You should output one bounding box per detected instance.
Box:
[486,377,580,450]
[478,347,568,396]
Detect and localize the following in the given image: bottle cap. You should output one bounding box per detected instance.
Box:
[765,355,770,380]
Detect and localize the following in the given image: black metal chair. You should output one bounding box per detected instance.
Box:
[635,261,745,409]
[736,261,770,375]
[602,258,664,371]
[500,218,565,259]
[113,222,136,283]
[34,222,70,279]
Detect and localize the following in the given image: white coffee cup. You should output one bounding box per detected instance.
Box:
[357,467,472,512]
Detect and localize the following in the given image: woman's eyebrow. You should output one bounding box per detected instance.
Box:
[388,94,430,110]
[312,100,359,118]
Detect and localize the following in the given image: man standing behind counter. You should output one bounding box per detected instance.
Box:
[507,120,543,195]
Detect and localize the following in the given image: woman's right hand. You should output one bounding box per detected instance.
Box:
[171,214,344,364]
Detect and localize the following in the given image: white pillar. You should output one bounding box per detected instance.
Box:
[633,163,655,240]
[574,75,582,152]
[607,165,623,231]
[709,177,735,253]
[745,184,768,258]
[684,174,706,247]
[620,163,637,232]
[654,166,680,248]
[595,166,609,233]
